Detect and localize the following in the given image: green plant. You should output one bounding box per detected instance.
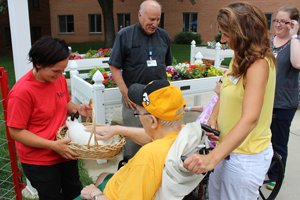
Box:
[174,32,202,45]
[166,60,223,81]
[89,68,117,88]
[215,32,222,43]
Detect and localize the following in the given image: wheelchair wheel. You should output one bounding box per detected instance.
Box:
[197,174,209,200]
[259,152,285,200]
[182,172,209,200]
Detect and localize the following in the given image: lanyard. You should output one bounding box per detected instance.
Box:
[148,50,153,60]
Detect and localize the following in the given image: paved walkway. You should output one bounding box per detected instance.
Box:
[84,93,300,199]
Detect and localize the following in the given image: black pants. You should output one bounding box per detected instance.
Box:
[22,160,82,200]
[268,108,296,181]
[122,99,142,160]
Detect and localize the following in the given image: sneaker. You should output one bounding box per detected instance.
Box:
[266,181,276,190]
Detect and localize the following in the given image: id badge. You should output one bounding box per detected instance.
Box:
[147,60,157,67]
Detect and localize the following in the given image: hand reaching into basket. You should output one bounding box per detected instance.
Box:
[92,125,116,141]
[51,138,79,160]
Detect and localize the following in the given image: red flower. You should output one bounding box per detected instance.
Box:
[102,73,108,79]
[189,65,198,69]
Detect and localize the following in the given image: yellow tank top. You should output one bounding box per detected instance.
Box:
[218,58,275,154]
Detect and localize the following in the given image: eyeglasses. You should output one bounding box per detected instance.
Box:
[133,110,151,117]
[272,19,291,25]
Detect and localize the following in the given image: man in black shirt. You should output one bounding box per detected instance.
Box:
[108,0,172,160]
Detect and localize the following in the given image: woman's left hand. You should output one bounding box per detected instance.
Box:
[289,20,299,37]
[78,104,93,117]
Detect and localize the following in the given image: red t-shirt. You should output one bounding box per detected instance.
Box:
[7,70,70,165]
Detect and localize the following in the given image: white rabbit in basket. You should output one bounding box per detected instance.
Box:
[65,116,119,146]
[65,116,96,145]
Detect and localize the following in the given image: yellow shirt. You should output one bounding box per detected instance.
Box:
[218,58,275,154]
[104,131,178,200]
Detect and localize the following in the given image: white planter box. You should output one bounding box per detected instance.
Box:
[67,51,224,124]
[70,69,220,124]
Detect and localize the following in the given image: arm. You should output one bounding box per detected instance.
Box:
[289,20,300,68]
[208,98,220,129]
[109,65,135,110]
[9,127,79,159]
[185,105,203,112]
[184,58,269,173]
[95,125,152,145]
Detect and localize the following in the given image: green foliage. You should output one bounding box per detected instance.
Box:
[174,32,202,45]
[78,160,93,186]
[84,49,99,59]
[0,0,7,14]
[69,41,106,53]
[215,32,222,43]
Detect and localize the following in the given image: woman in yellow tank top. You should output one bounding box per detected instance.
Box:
[183,2,276,199]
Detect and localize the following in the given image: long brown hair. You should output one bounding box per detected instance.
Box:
[217,2,275,77]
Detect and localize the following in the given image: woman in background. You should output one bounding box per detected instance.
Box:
[267,5,300,190]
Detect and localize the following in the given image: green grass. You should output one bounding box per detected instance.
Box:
[0,56,15,87]
[69,41,106,53]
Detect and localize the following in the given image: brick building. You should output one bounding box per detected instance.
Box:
[0,0,51,55]
[49,0,300,45]
[1,0,300,54]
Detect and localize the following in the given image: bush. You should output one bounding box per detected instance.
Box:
[215,32,222,43]
[174,32,202,45]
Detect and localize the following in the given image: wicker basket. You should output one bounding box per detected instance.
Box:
[56,100,125,160]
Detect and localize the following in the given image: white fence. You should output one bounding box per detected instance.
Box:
[190,40,234,67]
[68,42,232,124]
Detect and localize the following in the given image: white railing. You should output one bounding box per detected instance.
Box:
[68,62,221,124]
[67,50,225,124]
[190,40,234,67]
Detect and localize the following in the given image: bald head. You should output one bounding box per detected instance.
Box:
[138,0,162,35]
[139,0,161,14]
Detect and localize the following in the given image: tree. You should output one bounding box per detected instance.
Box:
[97,0,115,48]
[0,0,7,14]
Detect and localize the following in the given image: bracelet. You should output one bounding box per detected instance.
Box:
[291,35,298,39]
[186,106,191,112]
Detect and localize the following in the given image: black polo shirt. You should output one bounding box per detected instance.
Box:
[108,23,172,87]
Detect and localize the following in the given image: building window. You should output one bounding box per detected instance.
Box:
[89,14,102,33]
[265,13,272,30]
[117,13,130,31]
[159,13,165,28]
[31,27,42,43]
[183,13,198,32]
[58,15,74,33]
